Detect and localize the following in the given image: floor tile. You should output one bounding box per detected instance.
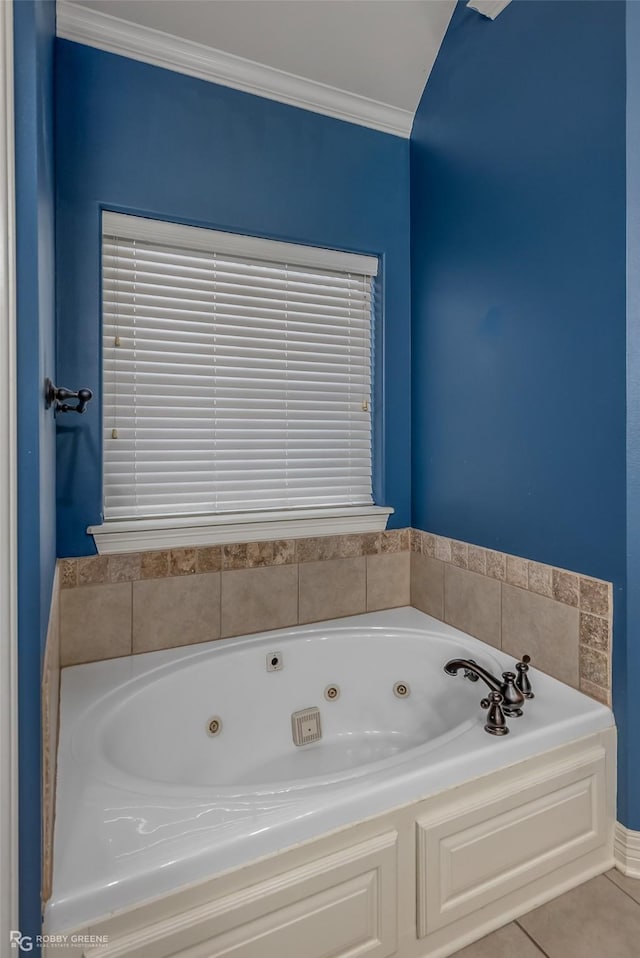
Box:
[453,922,544,958]
[518,874,640,958]
[606,868,640,905]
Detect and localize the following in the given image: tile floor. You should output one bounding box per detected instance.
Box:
[453,871,640,958]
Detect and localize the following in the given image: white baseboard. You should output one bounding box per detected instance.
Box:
[614,822,640,877]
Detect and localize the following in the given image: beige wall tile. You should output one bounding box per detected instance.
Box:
[422,532,436,558]
[450,540,469,569]
[444,564,501,648]
[246,541,274,567]
[506,554,528,589]
[580,612,610,652]
[580,644,609,688]
[273,539,296,564]
[319,535,342,560]
[486,550,506,581]
[502,583,579,687]
[467,544,487,575]
[552,568,579,607]
[133,574,220,653]
[366,553,410,611]
[295,537,320,562]
[528,561,553,598]
[77,555,109,585]
[169,548,197,575]
[108,553,141,583]
[60,582,132,666]
[435,536,452,563]
[196,546,222,573]
[222,565,298,637]
[358,532,382,556]
[410,553,444,619]
[410,528,422,553]
[59,558,77,589]
[299,557,366,624]
[336,534,360,559]
[223,543,248,570]
[380,529,407,553]
[296,536,338,562]
[140,551,169,579]
[580,577,610,616]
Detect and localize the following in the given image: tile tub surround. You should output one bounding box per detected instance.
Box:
[58,530,411,666]
[410,531,613,706]
[56,525,612,706]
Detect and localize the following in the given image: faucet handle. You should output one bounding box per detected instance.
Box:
[515,655,534,699]
[500,671,524,717]
[480,691,509,736]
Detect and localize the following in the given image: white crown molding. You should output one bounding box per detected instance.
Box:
[56,1,413,138]
[466,0,512,20]
[614,823,640,877]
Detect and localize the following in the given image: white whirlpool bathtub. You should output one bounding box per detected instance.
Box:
[46,608,616,958]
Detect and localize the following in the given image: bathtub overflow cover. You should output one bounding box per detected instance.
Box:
[324,685,340,701]
[207,716,223,736]
[393,682,410,698]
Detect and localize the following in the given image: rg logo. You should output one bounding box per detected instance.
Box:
[9,931,33,951]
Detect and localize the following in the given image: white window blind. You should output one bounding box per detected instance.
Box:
[102,212,378,522]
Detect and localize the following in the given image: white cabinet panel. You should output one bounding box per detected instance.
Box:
[85,831,398,958]
[416,747,607,938]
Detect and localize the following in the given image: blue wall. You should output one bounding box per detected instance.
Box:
[55,42,412,557]
[411,0,626,581]
[14,0,57,942]
[410,0,629,815]
[625,0,640,831]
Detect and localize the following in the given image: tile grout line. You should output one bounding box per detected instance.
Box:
[514,919,553,958]
[365,554,368,612]
[604,869,640,908]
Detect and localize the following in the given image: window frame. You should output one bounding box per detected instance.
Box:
[89,212,391,554]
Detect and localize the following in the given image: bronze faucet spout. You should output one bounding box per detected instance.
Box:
[443,659,503,694]
[444,658,526,717]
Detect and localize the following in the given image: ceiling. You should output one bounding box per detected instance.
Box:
[63,0,457,117]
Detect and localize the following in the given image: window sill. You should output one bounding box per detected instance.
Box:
[87,506,394,555]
